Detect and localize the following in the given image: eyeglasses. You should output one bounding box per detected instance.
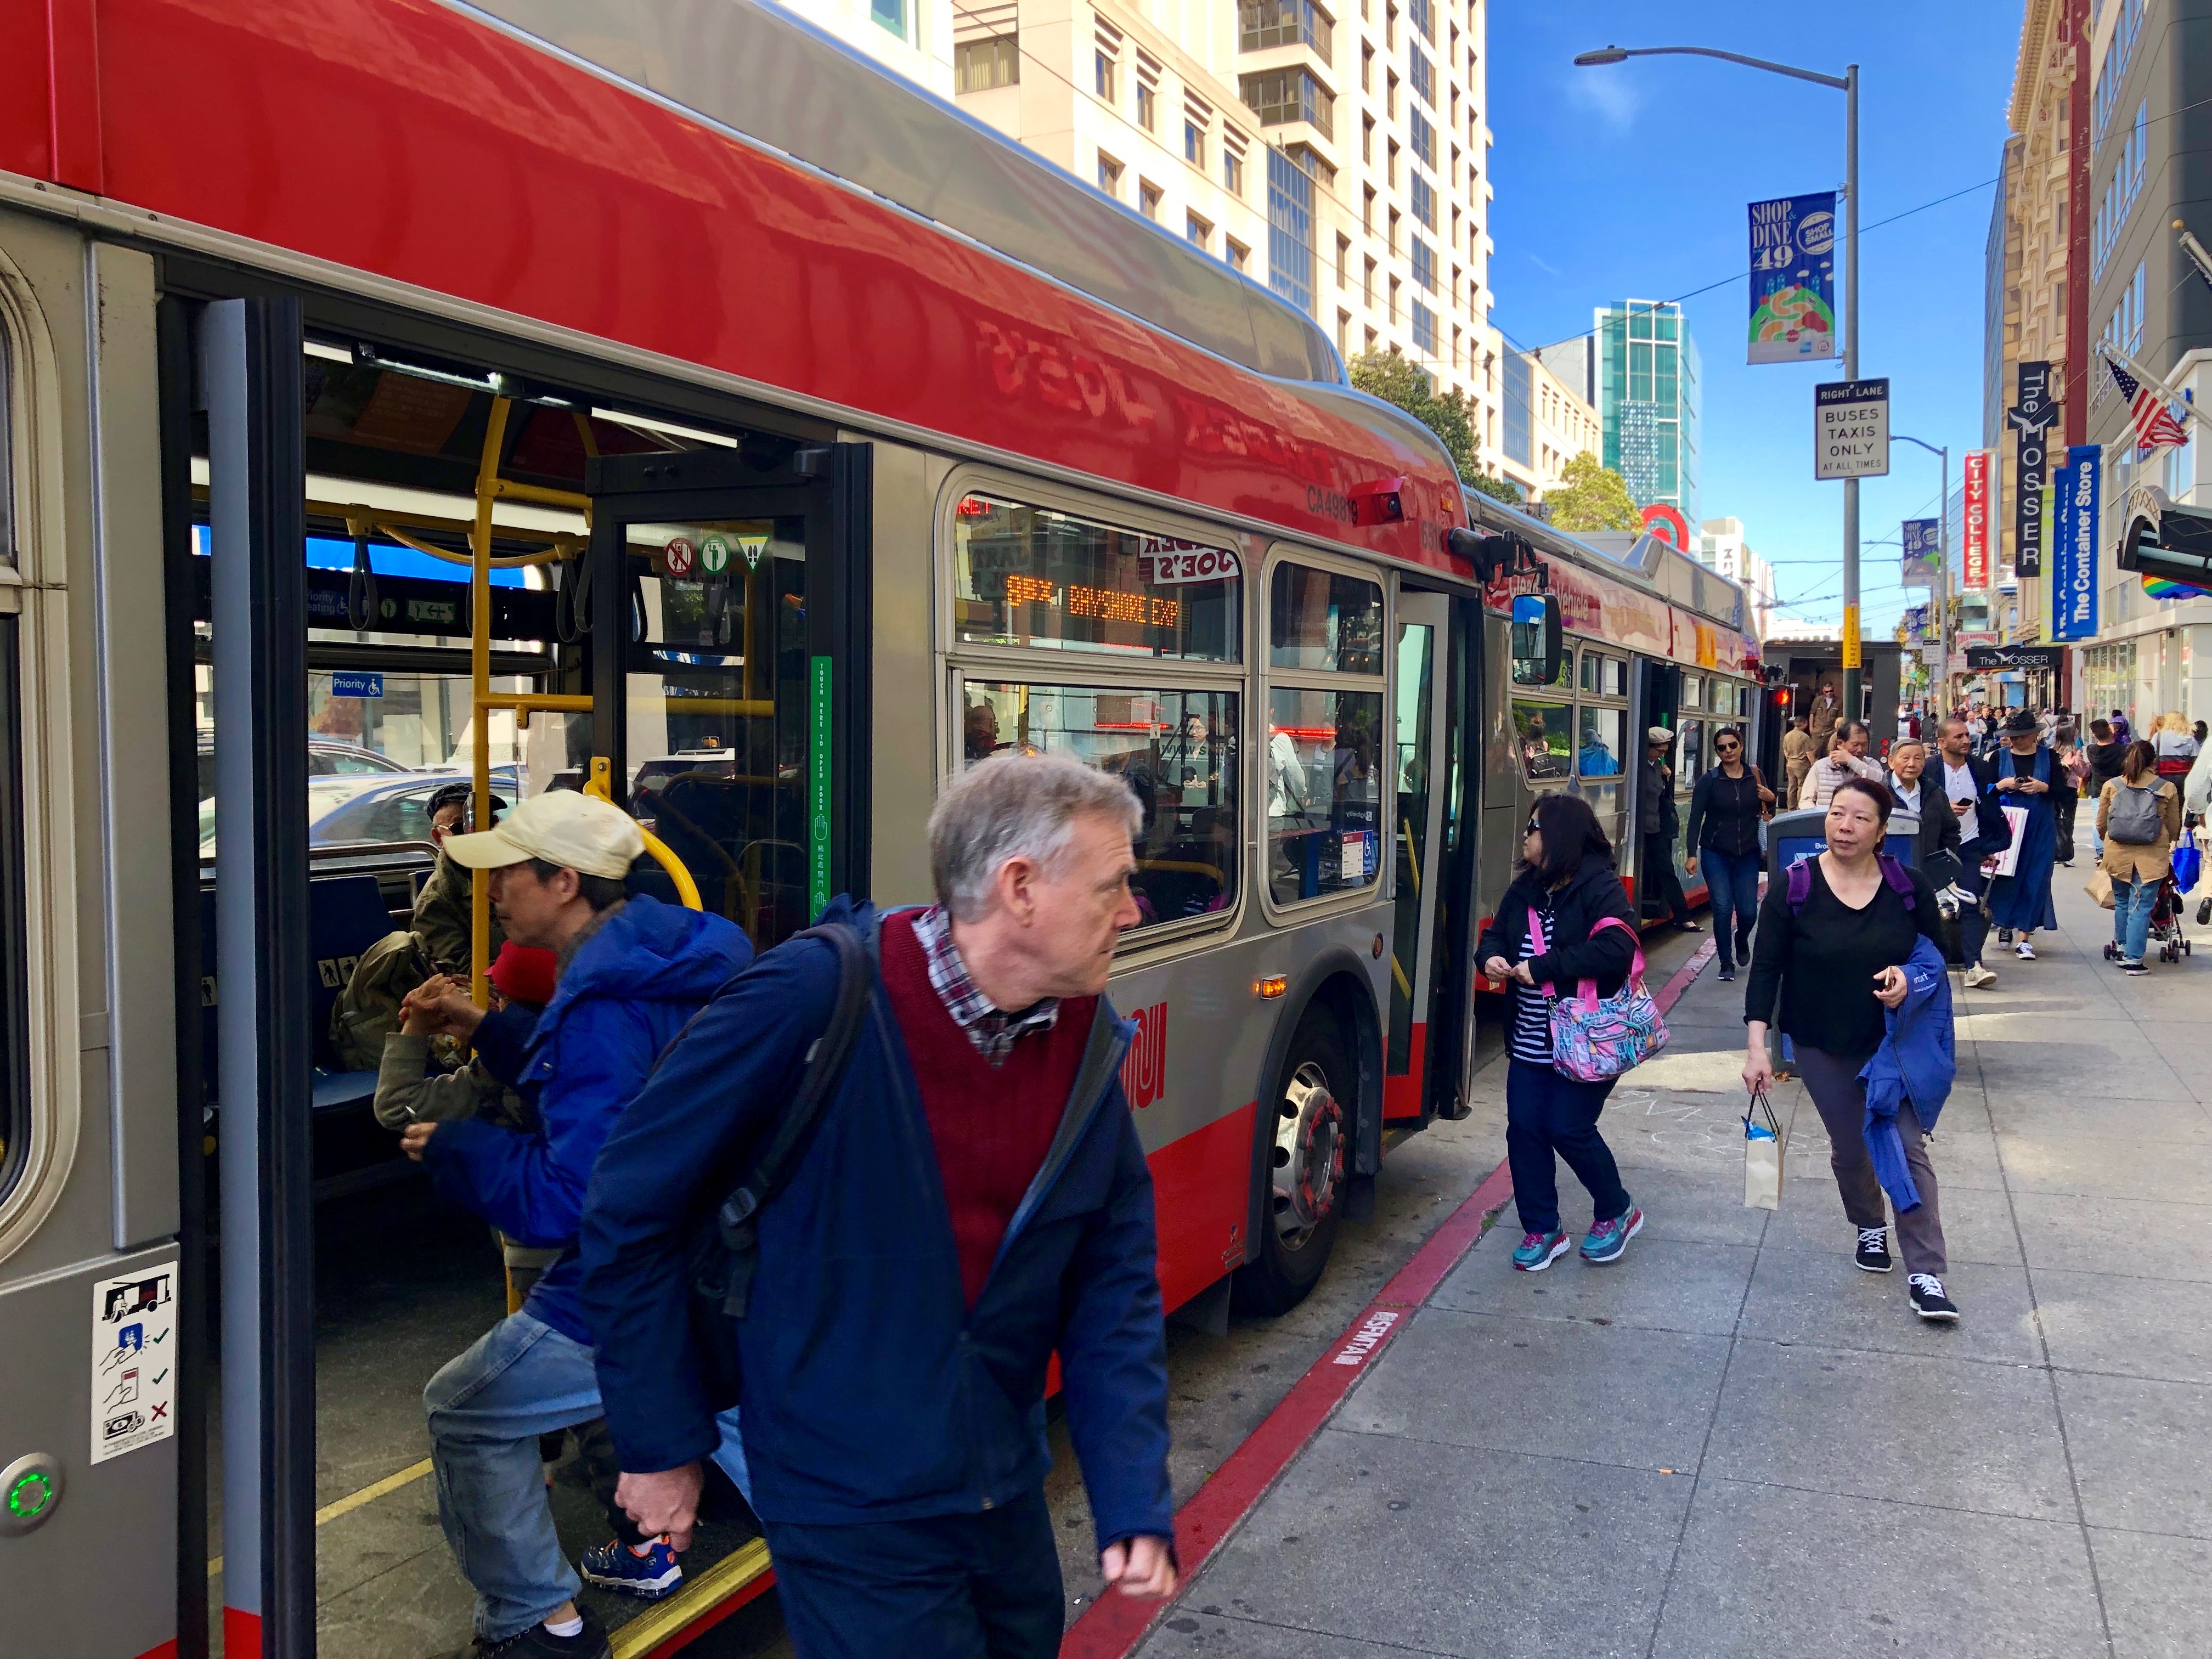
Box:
[1715,740,1741,752]
[1523,820,1541,835]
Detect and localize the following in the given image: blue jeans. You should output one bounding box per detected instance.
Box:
[2113,875,2159,963]
[426,1313,753,1640]
[1505,1058,1629,1237]
[1701,849,1764,967]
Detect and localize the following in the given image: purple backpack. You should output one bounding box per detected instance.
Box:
[1785,853,1916,913]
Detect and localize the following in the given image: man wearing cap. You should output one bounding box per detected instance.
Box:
[401,790,752,1659]
[1639,727,1699,932]
[414,780,509,975]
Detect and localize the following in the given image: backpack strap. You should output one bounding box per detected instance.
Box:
[1876,851,1917,910]
[1785,856,1812,912]
[714,921,875,1318]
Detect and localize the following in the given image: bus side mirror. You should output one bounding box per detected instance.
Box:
[1511,594,1562,684]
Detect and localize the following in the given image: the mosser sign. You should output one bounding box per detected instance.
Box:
[1964,644,2064,671]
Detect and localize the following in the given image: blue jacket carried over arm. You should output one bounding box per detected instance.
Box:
[579,899,1175,1552]
[421,894,753,1345]
[1857,936,1955,1213]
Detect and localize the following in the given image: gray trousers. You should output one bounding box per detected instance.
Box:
[1793,1046,1948,1277]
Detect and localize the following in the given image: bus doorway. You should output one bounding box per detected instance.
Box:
[183,297,868,1657]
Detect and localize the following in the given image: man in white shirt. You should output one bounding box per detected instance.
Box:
[1937,718,2000,987]
[1797,722,1887,808]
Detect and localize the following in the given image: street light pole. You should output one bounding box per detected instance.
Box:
[1573,43,1862,716]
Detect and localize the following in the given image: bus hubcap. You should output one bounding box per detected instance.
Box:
[1272,1060,1344,1243]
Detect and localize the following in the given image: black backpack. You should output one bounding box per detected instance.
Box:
[683,921,876,1412]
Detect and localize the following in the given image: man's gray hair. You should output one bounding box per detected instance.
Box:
[930,753,1143,920]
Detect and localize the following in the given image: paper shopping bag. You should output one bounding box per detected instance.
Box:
[1980,804,2028,879]
[2085,867,2115,910]
[1743,1092,1786,1211]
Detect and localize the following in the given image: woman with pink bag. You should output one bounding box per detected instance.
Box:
[1477,793,1646,1272]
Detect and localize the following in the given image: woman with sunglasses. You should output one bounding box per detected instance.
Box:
[1684,725,1774,983]
[1477,793,1645,1272]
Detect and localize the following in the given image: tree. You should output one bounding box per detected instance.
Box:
[1464,470,1523,506]
[1346,346,1517,501]
[1542,452,1641,532]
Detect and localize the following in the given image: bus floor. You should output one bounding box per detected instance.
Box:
[201,1172,764,1659]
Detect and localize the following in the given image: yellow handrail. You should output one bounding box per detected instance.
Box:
[586,758,702,911]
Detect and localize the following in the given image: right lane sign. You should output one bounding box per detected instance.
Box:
[1814,377,1890,479]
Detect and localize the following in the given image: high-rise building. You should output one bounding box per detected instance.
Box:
[1497,347,1603,504]
[1696,517,1778,641]
[771,0,1508,471]
[1538,302,1701,522]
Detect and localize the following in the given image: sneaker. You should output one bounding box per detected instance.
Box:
[1511,1230,1570,1272]
[1717,963,1737,982]
[2017,938,2036,961]
[1999,928,2014,945]
[580,1536,682,1600]
[1908,1274,1960,1322]
[1581,1205,1644,1264]
[446,1612,613,1658]
[2121,959,2149,977]
[1855,1226,1894,1273]
[1963,964,1997,989]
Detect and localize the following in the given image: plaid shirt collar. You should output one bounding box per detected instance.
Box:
[910,904,1059,1064]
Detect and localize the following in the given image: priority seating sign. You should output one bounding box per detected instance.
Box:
[1814,378,1890,480]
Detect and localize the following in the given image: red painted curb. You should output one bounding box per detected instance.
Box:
[1058,1155,1516,1658]
[1652,936,1717,1015]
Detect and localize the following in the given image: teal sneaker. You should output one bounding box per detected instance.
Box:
[1511,1230,1571,1272]
[1581,1204,1644,1264]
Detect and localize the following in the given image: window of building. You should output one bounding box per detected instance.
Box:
[1410,236,1436,292]
[1385,2,1398,48]
[1408,41,1434,106]
[1502,348,1532,467]
[1227,238,1251,273]
[955,35,1019,93]
[1335,233,1351,285]
[1362,114,1374,162]
[870,0,910,42]
[1362,256,1376,306]
[1410,297,1437,355]
[1266,147,1318,314]
[1387,71,1400,119]
[1185,119,1206,168]
[1387,141,1401,187]
[1362,42,1374,92]
[1267,562,1386,906]
[1097,152,1125,198]
[2103,258,2148,358]
[1388,274,1401,323]
[1239,0,1333,58]
[1096,48,1119,102]
[1362,185,1375,232]
[1408,108,1435,168]
[1139,179,1163,220]
[951,493,1243,662]
[1387,206,1401,253]
[1409,172,1435,229]
[2093,101,2150,279]
[1187,211,1212,249]
[2094,0,2143,138]
[1337,309,1352,353]
[1136,78,1158,131]
[1223,137,1247,195]
[1240,67,1335,138]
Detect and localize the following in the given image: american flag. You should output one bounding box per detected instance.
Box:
[2106,355,2192,452]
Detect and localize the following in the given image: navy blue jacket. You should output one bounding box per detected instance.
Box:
[423,895,753,1344]
[1857,937,1956,1212]
[579,899,1174,1550]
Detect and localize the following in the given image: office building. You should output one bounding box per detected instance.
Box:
[1497,346,1604,504]
[1541,301,1701,523]
[1696,517,1779,641]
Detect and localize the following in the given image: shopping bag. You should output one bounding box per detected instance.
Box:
[2085,867,2115,910]
[1980,804,2029,879]
[1743,1091,1785,1210]
[2174,828,2203,896]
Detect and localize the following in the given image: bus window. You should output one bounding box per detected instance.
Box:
[962,681,1240,929]
[0,609,20,1211]
[1267,687,1383,902]
[1577,706,1625,776]
[1512,700,1571,782]
[1684,674,1705,711]
[1599,654,1628,697]
[1677,720,1706,787]
[951,495,1241,662]
[1269,563,1384,674]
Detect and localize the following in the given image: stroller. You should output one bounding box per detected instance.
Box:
[2105,868,2195,964]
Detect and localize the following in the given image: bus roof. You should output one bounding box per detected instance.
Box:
[1463,490,1754,639]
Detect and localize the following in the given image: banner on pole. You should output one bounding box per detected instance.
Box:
[2010,362,2057,578]
[1901,518,1940,588]
[1748,194,1838,365]
[1962,450,1992,590]
[2052,444,2101,642]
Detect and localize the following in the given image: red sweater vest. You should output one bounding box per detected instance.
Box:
[880,913,1095,1308]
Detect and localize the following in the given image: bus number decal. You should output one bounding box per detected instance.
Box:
[1120,1001,1167,1109]
[1138,546,1240,585]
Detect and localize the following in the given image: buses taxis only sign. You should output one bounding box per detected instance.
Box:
[1814,378,1891,480]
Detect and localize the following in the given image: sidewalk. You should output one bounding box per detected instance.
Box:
[1136,878,2212,1659]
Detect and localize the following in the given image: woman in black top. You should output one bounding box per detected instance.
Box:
[1476,793,1644,1273]
[1684,724,1775,983]
[1742,778,1959,1322]
[2084,719,2127,857]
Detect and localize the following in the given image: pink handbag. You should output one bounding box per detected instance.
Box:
[1527,912,1669,1082]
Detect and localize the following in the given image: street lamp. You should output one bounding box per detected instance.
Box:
[1575,44,1863,719]
[1893,433,1950,720]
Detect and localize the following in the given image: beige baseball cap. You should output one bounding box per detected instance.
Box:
[440,789,644,879]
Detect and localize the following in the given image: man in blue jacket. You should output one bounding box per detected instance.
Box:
[402,789,752,1659]
[581,753,1177,1658]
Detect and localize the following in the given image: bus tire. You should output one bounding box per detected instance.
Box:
[1234,1015,1352,1316]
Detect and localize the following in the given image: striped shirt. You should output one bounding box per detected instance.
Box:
[1509,900,1556,1066]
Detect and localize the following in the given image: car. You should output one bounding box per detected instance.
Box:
[195,732,414,802]
[198,766,526,856]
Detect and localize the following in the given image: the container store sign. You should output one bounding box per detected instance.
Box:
[2052,445,2101,642]
[1962,451,1993,591]
[1747,193,1837,364]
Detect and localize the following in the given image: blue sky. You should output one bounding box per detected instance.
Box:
[1487,3,2023,634]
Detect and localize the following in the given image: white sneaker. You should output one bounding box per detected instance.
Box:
[2016,939,2036,961]
[1963,964,1996,988]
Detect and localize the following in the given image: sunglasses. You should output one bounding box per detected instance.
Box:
[1716,740,1741,751]
[1523,820,1541,835]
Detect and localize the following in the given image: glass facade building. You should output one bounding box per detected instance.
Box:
[1593,301,1700,524]
[1266,148,1316,315]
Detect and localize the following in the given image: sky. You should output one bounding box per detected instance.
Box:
[1486,2,2024,635]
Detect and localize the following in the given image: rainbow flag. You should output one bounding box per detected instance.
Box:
[2143,574,2212,601]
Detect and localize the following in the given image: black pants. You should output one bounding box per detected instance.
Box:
[1505,1058,1629,1236]
[766,1487,1065,1659]
[1641,834,1692,924]
[1953,856,1991,966]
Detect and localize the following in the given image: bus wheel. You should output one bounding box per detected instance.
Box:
[1235,1019,1351,1315]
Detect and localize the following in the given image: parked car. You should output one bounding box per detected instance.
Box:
[195,733,414,802]
[198,766,524,855]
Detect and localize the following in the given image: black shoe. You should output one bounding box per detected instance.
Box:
[1679,918,1702,931]
[1717,963,1736,982]
[1908,1274,1960,1321]
[444,1612,613,1659]
[1855,1227,1894,1273]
